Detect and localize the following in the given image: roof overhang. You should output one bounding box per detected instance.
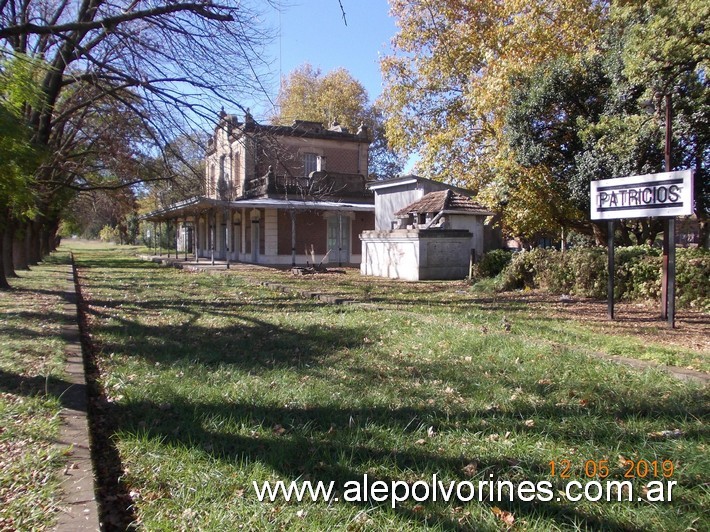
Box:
[367,175,421,190]
[230,197,374,212]
[442,208,495,216]
[141,196,374,221]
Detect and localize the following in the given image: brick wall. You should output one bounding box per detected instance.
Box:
[277,210,328,256]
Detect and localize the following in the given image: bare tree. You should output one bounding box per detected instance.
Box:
[0,0,276,285]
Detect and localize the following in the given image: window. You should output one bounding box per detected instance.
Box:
[303,153,318,176]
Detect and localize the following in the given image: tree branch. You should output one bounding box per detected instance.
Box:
[0,2,235,39]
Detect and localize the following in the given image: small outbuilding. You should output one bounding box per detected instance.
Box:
[360,186,495,281]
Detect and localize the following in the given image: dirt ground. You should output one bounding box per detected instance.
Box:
[494,291,709,354]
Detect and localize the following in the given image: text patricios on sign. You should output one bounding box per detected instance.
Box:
[590,170,694,220]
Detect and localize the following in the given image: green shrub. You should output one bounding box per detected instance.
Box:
[566,248,607,297]
[615,245,660,300]
[473,249,513,279]
[495,245,709,309]
[534,250,570,294]
[625,255,661,301]
[676,248,710,311]
[498,249,547,290]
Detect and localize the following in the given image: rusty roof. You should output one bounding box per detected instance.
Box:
[395,189,494,216]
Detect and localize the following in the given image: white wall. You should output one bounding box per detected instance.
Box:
[360,230,473,281]
[374,184,422,230]
[448,214,486,262]
[373,179,459,230]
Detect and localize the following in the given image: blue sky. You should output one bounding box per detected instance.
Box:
[249,0,398,121]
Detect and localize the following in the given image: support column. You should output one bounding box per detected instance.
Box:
[338,213,343,267]
[225,209,231,270]
[607,221,614,320]
[211,210,215,265]
[241,208,246,258]
[661,93,674,327]
[194,212,200,263]
[166,220,171,258]
[291,210,296,267]
[183,218,188,261]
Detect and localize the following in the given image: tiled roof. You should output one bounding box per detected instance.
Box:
[395,189,493,216]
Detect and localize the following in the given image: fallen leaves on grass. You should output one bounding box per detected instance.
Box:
[462,462,478,477]
[647,429,683,439]
[491,506,515,527]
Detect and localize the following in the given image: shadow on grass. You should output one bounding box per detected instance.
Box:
[0,368,88,413]
[72,249,708,530]
[113,396,673,531]
[86,303,363,370]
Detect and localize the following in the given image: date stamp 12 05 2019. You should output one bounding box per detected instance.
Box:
[548,459,674,480]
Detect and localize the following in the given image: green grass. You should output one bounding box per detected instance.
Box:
[0,253,71,531]
[67,242,709,531]
[224,266,709,373]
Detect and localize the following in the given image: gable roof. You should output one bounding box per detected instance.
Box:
[395,189,494,216]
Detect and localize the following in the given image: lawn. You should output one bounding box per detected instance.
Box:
[0,253,71,531]
[68,242,708,530]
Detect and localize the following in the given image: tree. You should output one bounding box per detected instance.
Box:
[0,54,44,285]
[504,2,709,244]
[380,0,608,188]
[615,0,710,246]
[0,0,276,286]
[61,187,137,241]
[273,64,405,179]
[381,0,708,245]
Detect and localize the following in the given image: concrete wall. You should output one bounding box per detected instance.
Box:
[448,214,486,263]
[360,229,473,281]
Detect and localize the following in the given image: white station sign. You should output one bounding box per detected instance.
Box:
[590,170,694,220]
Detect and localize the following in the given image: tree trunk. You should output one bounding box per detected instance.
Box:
[41,221,57,256]
[13,231,29,270]
[25,221,38,265]
[617,223,633,247]
[0,224,10,290]
[2,221,17,278]
[28,219,42,264]
[591,222,606,246]
[47,217,60,252]
[39,224,49,259]
[699,218,710,249]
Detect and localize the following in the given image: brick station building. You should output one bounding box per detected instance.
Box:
[144,111,375,266]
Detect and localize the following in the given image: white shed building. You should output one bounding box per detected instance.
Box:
[360,181,496,281]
